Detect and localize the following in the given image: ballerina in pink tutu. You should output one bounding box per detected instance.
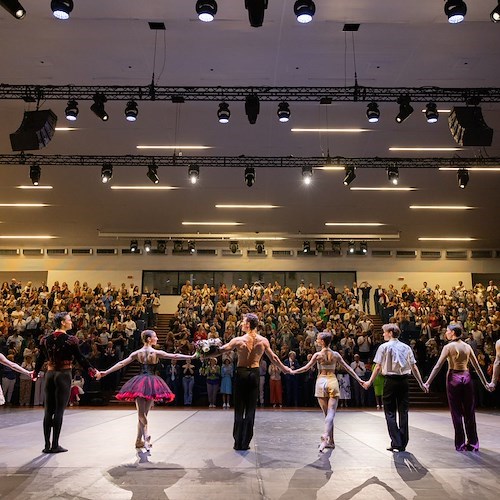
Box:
[97,330,195,450]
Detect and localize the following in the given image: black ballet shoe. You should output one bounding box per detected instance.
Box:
[50,446,68,453]
[42,447,52,454]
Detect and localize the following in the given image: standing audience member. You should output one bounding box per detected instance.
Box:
[350,354,366,407]
[1,353,33,405]
[258,357,267,407]
[19,354,34,405]
[268,363,283,408]
[182,359,195,406]
[220,357,234,408]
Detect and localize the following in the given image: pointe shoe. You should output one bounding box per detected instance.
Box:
[144,435,152,451]
[135,439,145,448]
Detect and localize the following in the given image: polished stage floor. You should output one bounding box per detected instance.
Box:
[0,405,498,500]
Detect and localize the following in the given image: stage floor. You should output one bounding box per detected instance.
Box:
[0,406,498,499]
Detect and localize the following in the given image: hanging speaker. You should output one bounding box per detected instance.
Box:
[10,110,58,151]
[448,107,493,147]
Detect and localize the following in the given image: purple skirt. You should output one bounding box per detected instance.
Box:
[116,373,175,403]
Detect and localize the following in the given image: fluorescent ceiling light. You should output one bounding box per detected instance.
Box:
[325,222,384,226]
[316,166,344,171]
[55,127,78,131]
[235,236,286,241]
[421,109,451,113]
[410,205,474,210]
[0,235,57,239]
[17,185,53,190]
[439,167,500,171]
[182,222,243,226]
[389,147,463,151]
[0,203,49,207]
[418,237,477,241]
[215,204,279,209]
[110,186,178,190]
[136,145,211,150]
[291,128,368,133]
[350,187,417,191]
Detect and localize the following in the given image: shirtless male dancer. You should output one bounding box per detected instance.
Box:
[218,313,291,450]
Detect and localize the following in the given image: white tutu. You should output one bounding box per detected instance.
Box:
[0,385,5,405]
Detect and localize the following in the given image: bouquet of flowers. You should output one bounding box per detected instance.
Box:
[194,338,222,358]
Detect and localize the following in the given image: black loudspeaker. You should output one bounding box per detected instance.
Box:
[10,110,58,151]
[448,107,493,147]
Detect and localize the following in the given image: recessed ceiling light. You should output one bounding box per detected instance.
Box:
[17,185,53,189]
[410,205,474,210]
[136,145,211,150]
[349,187,417,191]
[0,235,57,239]
[291,128,369,133]
[389,147,463,151]
[439,167,500,171]
[418,237,477,241]
[0,203,49,207]
[182,222,243,226]
[325,222,384,226]
[215,204,280,209]
[110,186,179,190]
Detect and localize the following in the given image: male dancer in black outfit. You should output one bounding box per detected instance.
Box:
[34,312,96,453]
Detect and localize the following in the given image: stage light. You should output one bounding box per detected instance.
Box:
[360,241,368,254]
[332,241,342,255]
[245,0,268,27]
[315,241,325,252]
[491,1,500,22]
[245,167,256,187]
[303,241,311,253]
[51,0,73,20]
[0,1,26,19]
[277,102,291,122]
[343,166,356,186]
[65,99,79,121]
[30,164,41,186]
[147,163,159,184]
[255,240,265,254]
[302,165,313,185]
[366,102,380,123]
[387,165,399,185]
[348,241,355,254]
[425,102,439,124]
[101,163,113,184]
[90,93,108,121]
[173,240,183,252]
[294,0,315,23]
[229,241,239,254]
[457,168,469,189]
[130,240,138,252]
[125,100,138,122]
[188,240,196,254]
[144,240,152,253]
[196,0,217,22]
[157,240,166,253]
[188,164,199,184]
[395,95,413,123]
[444,0,467,24]
[217,102,230,123]
[245,93,260,124]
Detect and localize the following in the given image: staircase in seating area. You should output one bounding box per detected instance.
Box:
[109,313,176,404]
[368,314,445,408]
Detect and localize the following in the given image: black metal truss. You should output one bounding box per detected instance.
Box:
[1,153,498,169]
[1,83,500,103]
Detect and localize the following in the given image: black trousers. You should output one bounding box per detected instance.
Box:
[383,375,409,450]
[44,370,72,448]
[233,367,259,450]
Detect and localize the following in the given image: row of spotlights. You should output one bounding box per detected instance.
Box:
[129,239,196,254]
[366,100,438,124]
[66,97,139,123]
[445,0,500,23]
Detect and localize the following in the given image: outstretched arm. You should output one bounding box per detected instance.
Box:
[292,353,321,374]
[98,351,137,378]
[468,349,490,390]
[264,341,291,373]
[363,363,381,389]
[411,363,427,392]
[0,353,32,377]
[156,350,196,361]
[336,353,364,386]
[489,340,500,390]
[424,345,449,389]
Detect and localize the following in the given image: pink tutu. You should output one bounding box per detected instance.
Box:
[116,373,175,402]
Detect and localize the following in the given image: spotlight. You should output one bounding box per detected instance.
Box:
[245,167,256,187]
[332,241,342,255]
[315,241,325,253]
[360,241,368,254]
[144,240,152,253]
[294,0,315,23]
[348,241,355,254]
[29,164,41,186]
[124,100,138,122]
[229,241,239,254]
[425,102,439,124]
[444,0,467,24]
[196,0,217,22]
[387,165,399,185]
[366,102,380,123]
[101,163,113,184]
[65,99,79,121]
[188,164,199,184]
[491,1,500,22]
[343,166,356,186]
[188,240,196,254]
[245,94,260,124]
[51,0,73,20]
[245,0,268,27]
[457,168,469,189]
[217,102,230,123]
[303,241,311,253]
[255,240,265,254]
[157,240,166,254]
[302,165,313,185]
[395,95,413,123]
[90,93,108,121]
[0,0,26,19]
[277,102,291,123]
[130,240,138,252]
[147,162,159,184]
[173,240,183,252]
